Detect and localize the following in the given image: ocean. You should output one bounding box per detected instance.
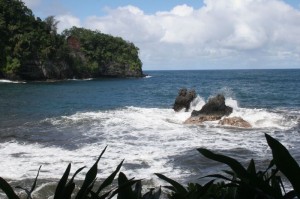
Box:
[0,69,299,197]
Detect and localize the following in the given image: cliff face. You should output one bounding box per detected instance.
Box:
[14,52,144,81]
[18,60,74,81]
[100,62,144,78]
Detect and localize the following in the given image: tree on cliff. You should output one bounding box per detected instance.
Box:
[0,0,143,80]
[62,27,143,77]
[44,16,59,35]
[0,0,66,79]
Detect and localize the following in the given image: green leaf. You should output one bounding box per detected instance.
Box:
[76,146,107,199]
[0,177,20,199]
[199,180,214,196]
[134,180,142,199]
[62,182,75,199]
[117,172,135,199]
[155,173,187,195]
[265,134,300,198]
[198,148,279,198]
[54,163,71,199]
[96,159,124,195]
[30,165,42,193]
[247,159,256,176]
[197,148,249,180]
[109,178,139,199]
[62,166,85,199]
[152,186,162,199]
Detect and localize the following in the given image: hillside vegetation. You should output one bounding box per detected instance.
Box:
[0,0,143,80]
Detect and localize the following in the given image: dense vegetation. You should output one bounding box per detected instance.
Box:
[0,0,143,80]
[0,134,299,199]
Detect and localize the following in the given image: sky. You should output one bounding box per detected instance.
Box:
[22,0,300,70]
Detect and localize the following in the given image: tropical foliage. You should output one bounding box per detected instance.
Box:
[62,27,142,77]
[0,134,299,199]
[0,0,142,80]
[156,134,300,199]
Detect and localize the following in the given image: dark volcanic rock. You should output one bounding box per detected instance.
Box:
[173,88,196,112]
[191,94,232,117]
[185,94,233,124]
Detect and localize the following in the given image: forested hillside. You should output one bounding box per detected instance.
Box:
[0,0,143,80]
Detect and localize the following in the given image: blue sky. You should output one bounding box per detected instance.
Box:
[23,0,300,70]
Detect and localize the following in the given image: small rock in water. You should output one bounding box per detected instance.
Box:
[173,88,196,112]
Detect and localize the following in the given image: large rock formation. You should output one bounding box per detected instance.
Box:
[219,117,252,128]
[173,88,196,112]
[185,94,233,124]
[191,94,232,117]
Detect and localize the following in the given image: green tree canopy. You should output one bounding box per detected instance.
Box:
[0,0,143,80]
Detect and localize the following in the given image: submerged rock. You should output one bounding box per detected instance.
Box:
[185,94,233,124]
[173,88,196,112]
[219,117,252,128]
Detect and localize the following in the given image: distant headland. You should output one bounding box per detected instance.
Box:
[0,0,144,81]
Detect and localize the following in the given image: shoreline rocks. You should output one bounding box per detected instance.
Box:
[219,117,252,128]
[173,88,196,112]
[182,94,251,128]
[184,115,222,124]
[185,94,233,124]
[191,94,232,117]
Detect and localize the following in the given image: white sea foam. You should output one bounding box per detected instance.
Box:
[67,78,93,81]
[185,96,293,129]
[0,79,26,84]
[1,100,298,182]
[189,96,206,111]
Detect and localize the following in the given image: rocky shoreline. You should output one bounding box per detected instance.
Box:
[173,88,252,128]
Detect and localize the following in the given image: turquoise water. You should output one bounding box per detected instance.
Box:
[0,69,299,191]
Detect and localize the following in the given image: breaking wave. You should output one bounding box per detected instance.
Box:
[0,96,298,182]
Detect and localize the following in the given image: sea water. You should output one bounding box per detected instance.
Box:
[0,69,299,196]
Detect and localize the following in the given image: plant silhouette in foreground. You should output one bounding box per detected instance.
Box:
[156,134,300,199]
[0,146,160,199]
[0,134,299,199]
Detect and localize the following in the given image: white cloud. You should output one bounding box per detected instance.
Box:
[22,0,41,8]
[55,14,81,33]
[81,0,300,69]
[85,6,164,43]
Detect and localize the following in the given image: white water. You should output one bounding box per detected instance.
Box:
[0,79,26,84]
[0,96,299,183]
